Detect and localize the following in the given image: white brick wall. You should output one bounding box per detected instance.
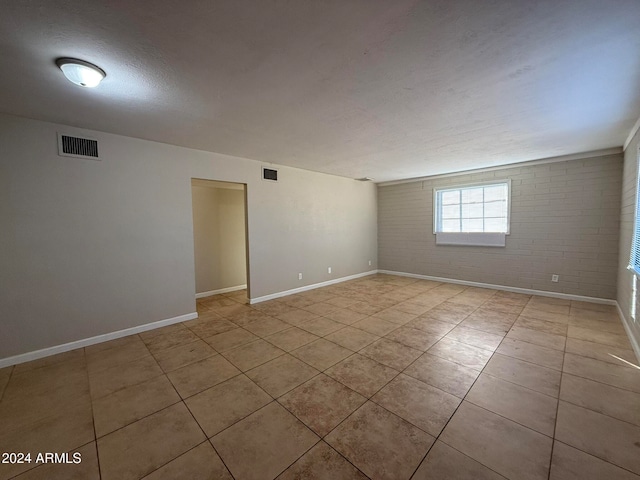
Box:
[378,154,623,299]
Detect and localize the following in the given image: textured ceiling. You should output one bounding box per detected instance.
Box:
[1,0,639,182]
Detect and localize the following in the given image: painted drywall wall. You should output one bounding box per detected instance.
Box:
[617,129,640,353]
[192,183,246,294]
[0,113,377,360]
[378,154,622,299]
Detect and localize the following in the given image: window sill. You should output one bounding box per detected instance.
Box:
[435,232,506,247]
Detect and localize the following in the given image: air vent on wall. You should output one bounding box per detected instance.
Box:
[57,133,100,160]
[262,167,278,181]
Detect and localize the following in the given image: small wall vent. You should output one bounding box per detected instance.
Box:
[262,167,278,182]
[57,133,99,160]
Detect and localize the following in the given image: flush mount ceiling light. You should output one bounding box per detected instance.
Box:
[55,58,106,88]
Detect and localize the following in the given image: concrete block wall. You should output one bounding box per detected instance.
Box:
[378,153,623,299]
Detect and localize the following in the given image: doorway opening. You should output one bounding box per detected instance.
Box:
[191,179,250,302]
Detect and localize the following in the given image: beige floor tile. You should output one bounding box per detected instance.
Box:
[222,339,286,371]
[423,301,477,323]
[560,373,640,426]
[496,338,564,370]
[413,441,506,479]
[280,374,366,437]
[0,402,95,479]
[467,373,557,436]
[291,338,353,370]
[89,355,163,399]
[13,442,100,480]
[276,441,368,480]
[93,374,180,437]
[562,353,640,393]
[97,403,205,480]
[384,325,440,351]
[351,316,398,336]
[243,316,290,337]
[372,308,417,325]
[555,401,640,475]
[549,441,640,480]
[372,373,460,436]
[86,340,151,374]
[564,338,638,367]
[441,402,553,480]
[528,298,570,313]
[444,325,504,352]
[85,334,143,354]
[427,337,493,371]
[143,441,232,479]
[405,316,457,336]
[324,296,360,308]
[403,353,479,398]
[393,301,433,316]
[507,326,566,351]
[484,353,561,397]
[520,306,570,324]
[152,339,216,372]
[246,354,319,397]
[515,316,568,336]
[186,317,238,337]
[212,402,319,480]
[483,299,526,315]
[347,301,387,315]
[205,328,259,353]
[167,354,240,398]
[13,349,85,375]
[255,300,301,315]
[139,323,187,341]
[359,338,422,370]
[325,401,434,480]
[325,326,379,351]
[302,302,342,316]
[143,328,200,355]
[277,308,321,326]
[325,353,398,397]
[1,358,89,414]
[567,325,632,349]
[185,374,271,437]
[569,306,620,321]
[298,317,345,336]
[459,310,517,336]
[568,316,627,335]
[323,308,368,325]
[264,327,319,351]
[225,309,272,327]
[0,368,11,401]
[570,301,616,313]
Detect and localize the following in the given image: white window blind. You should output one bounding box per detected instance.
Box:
[629,149,640,275]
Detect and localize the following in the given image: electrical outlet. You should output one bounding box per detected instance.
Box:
[368,260,372,266]
[298,273,303,280]
[328,267,332,274]
[552,274,559,282]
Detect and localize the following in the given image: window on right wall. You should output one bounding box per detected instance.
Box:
[433,180,511,247]
[629,150,640,275]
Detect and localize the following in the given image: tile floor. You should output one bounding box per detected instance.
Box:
[1,274,639,479]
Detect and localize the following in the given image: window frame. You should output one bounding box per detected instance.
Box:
[432,180,511,247]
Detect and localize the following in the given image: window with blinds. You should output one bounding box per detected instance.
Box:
[629,151,640,274]
[433,180,510,247]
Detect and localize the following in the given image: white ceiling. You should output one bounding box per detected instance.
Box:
[1,0,639,182]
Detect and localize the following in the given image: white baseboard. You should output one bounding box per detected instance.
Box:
[196,284,247,299]
[377,270,617,305]
[0,312,198,369]
[615,302,640,364]
[249,270,378,304]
